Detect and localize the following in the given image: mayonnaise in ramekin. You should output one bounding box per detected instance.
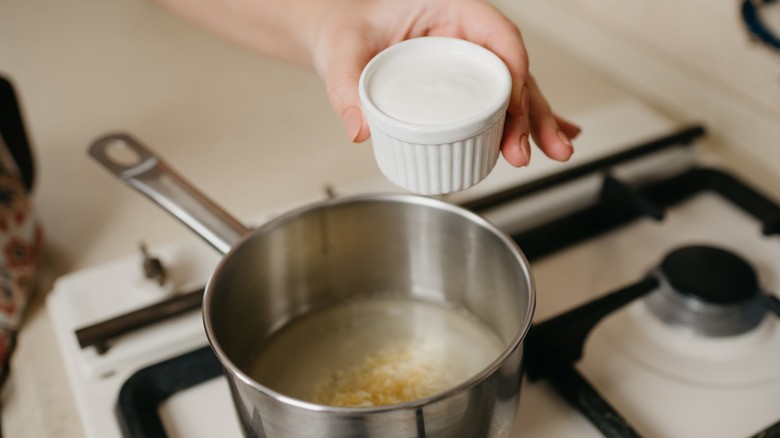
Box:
[359,37,511,195]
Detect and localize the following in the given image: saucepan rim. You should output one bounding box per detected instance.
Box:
[201,192,536,414]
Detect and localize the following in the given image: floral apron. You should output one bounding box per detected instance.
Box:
[0,74,45,387]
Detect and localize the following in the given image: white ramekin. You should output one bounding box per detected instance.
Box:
[359,37,512,195]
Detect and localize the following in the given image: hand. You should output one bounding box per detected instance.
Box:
[153,0,581,167]
[306,0,581,167]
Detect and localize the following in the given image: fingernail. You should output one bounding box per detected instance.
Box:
[343,106,363,142]
[520,134,531,167]
[557,129,573,149]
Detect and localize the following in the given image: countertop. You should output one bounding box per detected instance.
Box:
[0,0,753,436]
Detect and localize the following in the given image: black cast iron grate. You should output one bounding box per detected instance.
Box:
[116,124,780,437]
[512,152,780,436]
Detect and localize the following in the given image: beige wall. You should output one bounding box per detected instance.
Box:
[573,0,780,117]
[497,0,780,176]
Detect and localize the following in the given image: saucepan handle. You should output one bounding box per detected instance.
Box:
[88,133,251,254]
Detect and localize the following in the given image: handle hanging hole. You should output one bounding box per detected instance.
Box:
[103,138,142,167]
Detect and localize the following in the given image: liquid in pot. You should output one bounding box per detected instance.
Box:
[247,297,505,407]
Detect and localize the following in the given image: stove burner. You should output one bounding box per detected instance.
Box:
[661,245,758,304]
[646,245,768,337]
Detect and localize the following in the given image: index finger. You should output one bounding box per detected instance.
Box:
[444,1,530,117]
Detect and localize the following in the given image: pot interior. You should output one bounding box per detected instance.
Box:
[204,196,533,403]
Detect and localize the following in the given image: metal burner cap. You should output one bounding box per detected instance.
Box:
[646,245,767,337]
[661,245,759,304]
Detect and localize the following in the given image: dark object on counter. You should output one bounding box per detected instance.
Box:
[742,0,780,51]
[0,75,35,192]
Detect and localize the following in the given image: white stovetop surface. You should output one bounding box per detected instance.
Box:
[46,98,679,438]
[2,0,780,437]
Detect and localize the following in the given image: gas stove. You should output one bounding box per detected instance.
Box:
[47,99,780,438]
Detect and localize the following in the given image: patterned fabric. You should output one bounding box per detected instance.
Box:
[0,75,43,388]
[0,155,42,386]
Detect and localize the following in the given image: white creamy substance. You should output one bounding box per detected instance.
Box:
[367,49,507,125]
[247,297,506,407]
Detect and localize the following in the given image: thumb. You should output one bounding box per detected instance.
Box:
[328,74,369,143]
[319,38,373,143]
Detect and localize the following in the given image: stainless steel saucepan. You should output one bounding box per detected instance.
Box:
[89,133,535,438]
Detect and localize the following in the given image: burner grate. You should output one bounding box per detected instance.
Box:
[520,165,780,437]
[117,124,780,437]
[117,347,222,438]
